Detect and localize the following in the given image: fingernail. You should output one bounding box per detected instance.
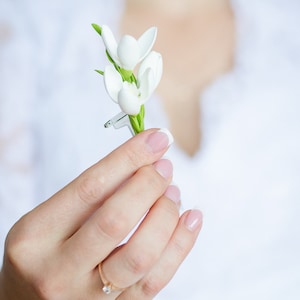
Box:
[154,159,173,179]
[164,185,181,207]
[146,128,174,153]
[184,209,203,232]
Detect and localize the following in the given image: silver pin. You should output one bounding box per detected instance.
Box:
[104,112,135,136]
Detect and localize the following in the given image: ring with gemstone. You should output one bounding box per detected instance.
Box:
[98,263,126,295]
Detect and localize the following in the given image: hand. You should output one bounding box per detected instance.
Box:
[0,129,203,300]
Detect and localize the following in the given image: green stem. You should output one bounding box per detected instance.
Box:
[129,105,145,134]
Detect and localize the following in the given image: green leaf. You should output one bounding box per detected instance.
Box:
[105,50,122,73]
[106,50,115,64]
[95,69,104,75]
[92,23,102,36]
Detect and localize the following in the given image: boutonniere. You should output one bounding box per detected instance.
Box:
[92,23,163,135]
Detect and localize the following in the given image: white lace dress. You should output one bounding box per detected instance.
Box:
[1,0,300,299]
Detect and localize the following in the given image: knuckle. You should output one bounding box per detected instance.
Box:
[123,146,145,170]
[5,237,25,271]
[5,229,65,300]
[141,276,163,298]
[125,250,156,276]
[76,172,106,205]
[5,219,35,270]
[95,210,128,240]
[136,166,166,191]
[172,236,189,260]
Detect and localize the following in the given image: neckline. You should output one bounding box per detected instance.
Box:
[113,0,242,159]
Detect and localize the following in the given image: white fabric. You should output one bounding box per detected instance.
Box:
[1,0,300,299]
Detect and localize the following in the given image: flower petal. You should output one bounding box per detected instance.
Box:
[117,35,140,70]
[103,65,123,103]
[138,51,163,89]
[138,27,157,61]
[101,25,120,65]
[138,68,154,102]
[118,87,141,115]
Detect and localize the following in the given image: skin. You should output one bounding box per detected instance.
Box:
[0,129,202,299]
[121,0,235,156]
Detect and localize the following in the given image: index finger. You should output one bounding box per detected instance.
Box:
[25,128,173,243]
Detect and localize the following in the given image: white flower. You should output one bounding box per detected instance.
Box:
[101,25,157,70]
[104,51,163,115]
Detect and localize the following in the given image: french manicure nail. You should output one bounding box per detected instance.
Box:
[154,159,173,179]
[164,185,181,207]
[184,209,203,232]
[146,128,174,153]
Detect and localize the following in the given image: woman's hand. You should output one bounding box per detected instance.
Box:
[0,129,203,300]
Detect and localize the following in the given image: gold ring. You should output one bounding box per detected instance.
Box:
[98,263,125,295]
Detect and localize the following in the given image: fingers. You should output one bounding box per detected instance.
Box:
[63,159,174,270]
[22,129,173,243]
[121,209,203,300]
[99,190,181,289]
